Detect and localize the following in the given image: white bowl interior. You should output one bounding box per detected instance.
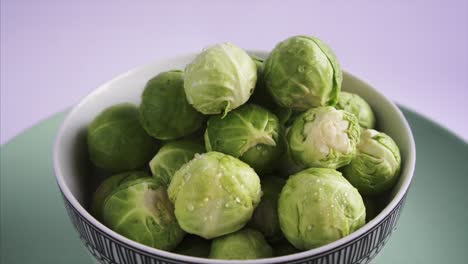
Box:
[54,51,415,263]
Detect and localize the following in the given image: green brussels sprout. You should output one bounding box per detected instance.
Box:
[87,103,159,172]
[173,235,211,258]
[167,152,261,239]
[90,171,149,220]
[209,229,273,260]
[102,177,184,250]
[149,139,205,186]
[264,35,342,110]
[205,104,284,174]
[336,91,375,129]
[139,70,204,140]
[288,106,361,169]
[342,129,401,196]
[272,239,301,257]
[278,168,366,250]
[184,43,257,115]
[249,176,285,242]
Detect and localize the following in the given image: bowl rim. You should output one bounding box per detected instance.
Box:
[53,50,416,263]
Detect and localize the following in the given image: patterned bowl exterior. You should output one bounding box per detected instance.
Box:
[61,191,407,264]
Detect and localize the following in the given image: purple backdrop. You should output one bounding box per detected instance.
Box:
[1,0,467,144]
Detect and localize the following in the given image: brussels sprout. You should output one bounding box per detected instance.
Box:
[184,43,257,115]
[336,91,375,128]
[149,139,205,186]
[272,239,301,257]
[209,229,273,260]
[205,104,284,174]
[90,171,149,220]
[249,176,285,242]
[264,36,342,110]
[168,152,261,239]
[87,103,159,172]
[173,235,211,258]
[102,177,184,250]
[278,168,366,250]
[288,106,361,169]
[139,70,204,140]
[342,129,401,196]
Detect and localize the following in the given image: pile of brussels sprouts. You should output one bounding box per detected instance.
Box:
[87,35,401,260]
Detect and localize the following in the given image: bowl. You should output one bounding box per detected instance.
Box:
[53,51,416,264]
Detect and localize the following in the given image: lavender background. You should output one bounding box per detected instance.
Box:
[1,0,467,144]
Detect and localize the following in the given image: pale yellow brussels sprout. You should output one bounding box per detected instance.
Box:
[184,43,257,115]
[278,168,366,250]
[167,152,261,239]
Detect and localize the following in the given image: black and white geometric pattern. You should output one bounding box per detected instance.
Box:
[62,194,406,264]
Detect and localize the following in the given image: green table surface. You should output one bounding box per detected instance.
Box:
[1,108,467,264]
